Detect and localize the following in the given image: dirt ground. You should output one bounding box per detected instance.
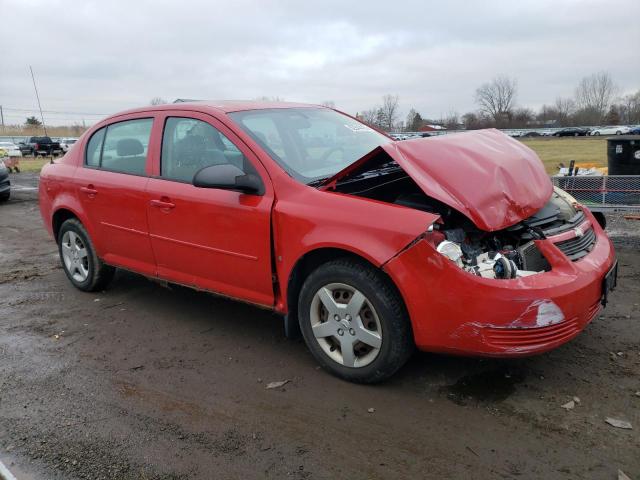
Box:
[1,173,639,480]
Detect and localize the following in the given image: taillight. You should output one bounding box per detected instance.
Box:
[34,143,39,150]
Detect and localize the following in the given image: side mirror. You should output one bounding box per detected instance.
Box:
[193,164,263,195]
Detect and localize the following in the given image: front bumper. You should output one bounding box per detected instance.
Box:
[383,209,616,356]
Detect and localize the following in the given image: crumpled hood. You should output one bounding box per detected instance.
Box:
[324,129,553,232]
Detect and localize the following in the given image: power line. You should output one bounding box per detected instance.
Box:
[1,106,108,116]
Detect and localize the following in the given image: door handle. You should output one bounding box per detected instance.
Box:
[150,199,176,210]
[80,185,98,196]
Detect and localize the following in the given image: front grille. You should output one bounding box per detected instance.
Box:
[554,226,596,261]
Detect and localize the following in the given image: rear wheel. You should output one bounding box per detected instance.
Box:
[58,218,115,292]
[0,191,9,202]
[298,259,414,383]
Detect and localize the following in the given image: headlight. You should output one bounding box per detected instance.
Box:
[553,186,579,207]
[436,240,464,267]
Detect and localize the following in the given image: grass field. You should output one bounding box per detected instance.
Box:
[519,136,607,173]
[9,136,608,175]
[14,157,52,173]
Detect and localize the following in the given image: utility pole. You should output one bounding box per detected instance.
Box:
[29,65,48,136]
[0,105,5,133]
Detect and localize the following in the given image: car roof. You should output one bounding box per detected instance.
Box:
[105,100,326,122]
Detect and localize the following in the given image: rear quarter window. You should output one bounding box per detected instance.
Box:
[84,118,153,175]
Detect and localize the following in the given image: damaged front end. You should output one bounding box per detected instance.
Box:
[320,130,595,281]
[317,129,616,356]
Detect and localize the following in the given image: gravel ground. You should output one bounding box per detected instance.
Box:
[1,173,639,479]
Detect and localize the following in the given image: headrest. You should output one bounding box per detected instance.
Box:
[117,138,144,156]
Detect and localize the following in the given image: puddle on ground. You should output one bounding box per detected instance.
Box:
[441,368,526,406]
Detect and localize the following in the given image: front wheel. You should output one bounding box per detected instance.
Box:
[58,218,115,291]
[298,259,414,383]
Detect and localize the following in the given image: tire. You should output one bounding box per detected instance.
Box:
[594,132,600,136]
[574,132,579,136]
[57,218,115,292]
[298,258,414,383]
[616,131,622,135]
[0,191,9,202]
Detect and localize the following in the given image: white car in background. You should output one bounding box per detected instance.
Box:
[0,141,23,158]
[59,138,78,153]
[590,125,631,136]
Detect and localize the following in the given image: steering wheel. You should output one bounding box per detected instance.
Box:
[320,146,345,163]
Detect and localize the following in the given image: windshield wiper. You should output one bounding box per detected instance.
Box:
[306,176,332,187]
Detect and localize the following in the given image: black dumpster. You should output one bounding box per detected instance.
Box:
[607,135,640,175]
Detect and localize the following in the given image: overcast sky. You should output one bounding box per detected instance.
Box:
[1,0,638,126]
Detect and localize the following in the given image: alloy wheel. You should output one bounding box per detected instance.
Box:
[61,231,89,282]
[309,283,382,368]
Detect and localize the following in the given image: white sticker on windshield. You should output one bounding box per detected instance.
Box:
[344,124,373,133]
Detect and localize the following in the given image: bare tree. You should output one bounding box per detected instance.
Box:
[438,111,460,130]
[511,107,534,128]
[574,72,617,123]
[474,76,517,126]
[618,90,640,124]
[554,97,575,126]
[380,94,399,131]
[150,97,168,105]
[358,109,378,127]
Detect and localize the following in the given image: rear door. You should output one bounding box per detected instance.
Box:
[145,111,275,306]
[74,114,158,275]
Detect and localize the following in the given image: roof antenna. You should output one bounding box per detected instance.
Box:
[29,65,48,137]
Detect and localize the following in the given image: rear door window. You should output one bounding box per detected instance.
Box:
[100,119,153,175]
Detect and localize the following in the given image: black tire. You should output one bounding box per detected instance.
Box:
[0,191,9,202]
[57,218,115,292]
[298,258,414,383]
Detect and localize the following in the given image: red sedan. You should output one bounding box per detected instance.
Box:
[39,101,617,383]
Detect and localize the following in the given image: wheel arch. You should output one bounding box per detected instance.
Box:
[52,207,79,240]
[285,247,410,333]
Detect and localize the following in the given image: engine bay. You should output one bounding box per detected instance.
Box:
[330,161,584,280]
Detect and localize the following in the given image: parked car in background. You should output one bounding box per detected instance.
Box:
[20,136,62,157]
[0,142,23,158]
[60,138,78,153]
[0,141,23,172]
[590,126,631,136]
[553,127,590,137]
[39,101,616,383]
[628,126,640,135]
[0,158,10,201]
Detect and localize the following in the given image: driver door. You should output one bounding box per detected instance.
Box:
[145,112,275,307]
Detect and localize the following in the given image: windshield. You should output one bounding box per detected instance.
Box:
[229,108,392,184]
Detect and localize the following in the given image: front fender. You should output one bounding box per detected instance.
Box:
[272,189,438,313]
